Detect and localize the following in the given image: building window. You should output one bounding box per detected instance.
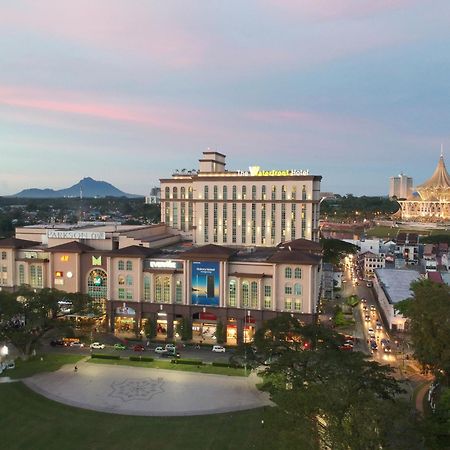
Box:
[301,204,306,237]
[252,185,256,200]
[165,186,170,199]
[118,260,125,270]
[126,261,133,271]
[294,300,301,311]
[126,275,133,286]
[271,203,276,245]
[175,280,182,304]
[223,203,228,243]
[250,281,258,308]
[118,288,125,300]
[0,266,7,285]
[302,185,307,200]
[285,284,292,295]
[1,251,6,260]
[181,186,185,199]
[213,203,218,243]
[251,203,256,244]
[242,204,247,244]
[232,185,237,200]
[126,290,133,300]
[155,276,162,302]
[291,204,296,240]
[264,285,272,308]
[282,185,287,200]
[291,186,296,200]
[173,202,178,227]
[18,264,25,285]
[229,280,236,307]
[204,203,209,243]
[29,265,43,288]
[232,203,237,243]
[204,185,209,200]
[163,276,171,303]
[118,275,125,285]
[173,187,178,199]
[281,203,286,243]
[271,185,276,200]
[284,298,292,310]
[294,283,302,296]
[213,185,218,200]
[285,267,292,278]
[223,185,228,200]
[242,281,249,307]
[87,269,108,301]
[261,203,266,244]
[144,276,151,301]
[294,267,302,279]
[262,185,267,200]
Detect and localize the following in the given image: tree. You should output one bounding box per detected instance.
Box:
[143,318,157,340]
[397,279,450,383]
[215,320,226,344]
[254,316,420,449]
[320,238,358,265]
[0,287,96,357]
[175,317,192,341]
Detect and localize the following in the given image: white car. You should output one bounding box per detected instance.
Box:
[90,342,105,349]
[212,345,226,353]
[70,341,85,348]
[154,346,166,354]
[6,360,15,370]
[165,344,176,351]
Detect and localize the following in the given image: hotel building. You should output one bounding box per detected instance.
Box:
[0,152,323,344]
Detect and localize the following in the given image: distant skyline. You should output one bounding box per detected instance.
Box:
[1,1,450,196]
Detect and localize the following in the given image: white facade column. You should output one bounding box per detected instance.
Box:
[272,264,277,311]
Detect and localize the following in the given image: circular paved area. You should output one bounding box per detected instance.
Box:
[24,360,273,416]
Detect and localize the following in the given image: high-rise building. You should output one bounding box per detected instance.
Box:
[160,151,322,245]
[389,173,413,199]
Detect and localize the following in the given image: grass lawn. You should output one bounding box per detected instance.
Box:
[0,354,84,379]
[88,357,248,376]
[366,225,450,238]
[0,382,276,450]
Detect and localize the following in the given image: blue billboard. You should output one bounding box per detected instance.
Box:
[191,261,220,306]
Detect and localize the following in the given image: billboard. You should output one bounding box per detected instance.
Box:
[191,261,220,306]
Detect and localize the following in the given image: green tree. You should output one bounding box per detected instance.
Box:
[0,287,96,357]
[422,387,450,449]
[397,279,450,382]
[254,316,420,450]
[143,318,157,339]
[175,317,192,341]
[215,320,226,344]
[320,238,358,265]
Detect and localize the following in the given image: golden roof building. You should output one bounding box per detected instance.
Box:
[398,153,450,221]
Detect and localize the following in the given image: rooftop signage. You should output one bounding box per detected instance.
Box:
[237,166,309,177]
[146,260,183,270]
[47,230,106,240]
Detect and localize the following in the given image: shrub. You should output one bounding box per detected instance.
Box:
[171,359,203,365]
[211,362,231,368]
[91,354,120,360]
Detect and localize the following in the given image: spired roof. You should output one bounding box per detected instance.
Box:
[416,154,450,201]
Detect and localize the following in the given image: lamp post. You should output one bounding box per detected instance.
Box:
[0,345,8,363]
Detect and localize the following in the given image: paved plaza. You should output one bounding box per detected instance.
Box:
[24,360,273,416]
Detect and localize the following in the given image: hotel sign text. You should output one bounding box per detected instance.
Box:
[47,230,106,240]
[237,166,309,177]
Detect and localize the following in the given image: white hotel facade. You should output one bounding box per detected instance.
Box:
[160,151,321,246]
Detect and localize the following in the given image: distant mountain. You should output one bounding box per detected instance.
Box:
[13,177,142,198]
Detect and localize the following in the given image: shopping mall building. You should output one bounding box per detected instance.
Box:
[0,152,323,344]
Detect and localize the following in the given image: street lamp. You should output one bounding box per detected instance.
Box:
[1,345,8,361]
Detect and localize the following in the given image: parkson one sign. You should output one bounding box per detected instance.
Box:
[47,230,106,240]
[237,166,310,176]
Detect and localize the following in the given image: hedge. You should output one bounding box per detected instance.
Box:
[91,354,121,360]
[171,359,203,366]
[129,356,154,362]
[211,362,231,368]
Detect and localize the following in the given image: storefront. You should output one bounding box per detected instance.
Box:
[226,318,237,345]
[192,312,218,344]
[243,316,256,343]
[156,312,168,338]
[114,305,137,338]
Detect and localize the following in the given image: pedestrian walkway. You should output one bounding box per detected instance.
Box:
[24,359,273,416]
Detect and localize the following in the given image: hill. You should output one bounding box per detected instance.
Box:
[13,177,142,198]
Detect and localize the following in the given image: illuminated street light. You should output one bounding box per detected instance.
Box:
[1,345,8,357]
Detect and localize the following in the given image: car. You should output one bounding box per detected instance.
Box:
[160,350,180,358]
[364,315,371,322]
[50,339,65,347]
[165,344,176,351]
[376,322,382,330]
[380,338,390,348]
[366,281,373,288]
[339,344,353,351]
[362,305,368,311]
[90,342,105,349]
[361,298,367,304]
[114,343,127,350]
[154,346,166,354]
[370,340,378,351]
[384,345,392,353]
[368,327,375,337]
[212,345,226,353]
[6,360,15,370]
[133,344,145,352]
[370,305,376,312]
[70,341,85,348]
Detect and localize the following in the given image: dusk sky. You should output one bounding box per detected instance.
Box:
[1,1,449,196]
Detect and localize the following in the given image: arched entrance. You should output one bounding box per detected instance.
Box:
[87,269,108,325]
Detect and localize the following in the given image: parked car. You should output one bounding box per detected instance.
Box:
[339,344,353,351]
[133,344,145,352]
[50,340,65,347]
[160,350,180,358]
[114,343,127,350]
[165,344,176,351]
[90,342,105,349]
[154,346,166,354]
[212,345,226,353]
